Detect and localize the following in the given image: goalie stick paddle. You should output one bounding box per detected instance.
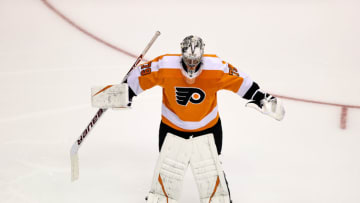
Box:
[70,31,161,181]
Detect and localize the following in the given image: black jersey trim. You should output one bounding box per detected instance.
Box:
[243,82,260,100]
[159,118,223,154]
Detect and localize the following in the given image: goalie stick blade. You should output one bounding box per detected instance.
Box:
[71,153,79,181]
[70,142,80,182]
[69,108,106,182]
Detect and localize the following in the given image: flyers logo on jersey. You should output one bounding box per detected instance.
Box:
[175,87,206,106]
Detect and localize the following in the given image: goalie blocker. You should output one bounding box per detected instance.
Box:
[91,83,130,109]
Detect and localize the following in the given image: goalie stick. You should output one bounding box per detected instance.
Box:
[70,31,161,181]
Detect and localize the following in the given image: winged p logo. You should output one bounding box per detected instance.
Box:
[175,87,205,106]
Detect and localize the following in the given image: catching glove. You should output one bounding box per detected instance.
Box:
[246,93,285,121]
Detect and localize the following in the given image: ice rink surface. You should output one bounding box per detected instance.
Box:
[0,0,360,202]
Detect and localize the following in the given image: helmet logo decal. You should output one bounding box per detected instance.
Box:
[190,40,198,54]
[175,87,206,106]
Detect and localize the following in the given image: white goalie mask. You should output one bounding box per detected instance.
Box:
[180,35,205,84]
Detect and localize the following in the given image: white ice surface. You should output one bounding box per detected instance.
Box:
[0,0,359,202]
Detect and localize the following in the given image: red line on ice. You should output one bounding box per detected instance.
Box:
[41,0,138,59]
[41,0,360,112]
[272,94,360,109]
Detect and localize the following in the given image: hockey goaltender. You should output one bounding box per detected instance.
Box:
[92,35,285,203]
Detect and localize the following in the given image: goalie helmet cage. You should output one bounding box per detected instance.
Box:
[70,31,161,181]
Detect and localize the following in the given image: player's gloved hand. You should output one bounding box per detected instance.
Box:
[126,86,136,108]
[246,94,285,121]
[91,83,132,110]
[112,85,136,110]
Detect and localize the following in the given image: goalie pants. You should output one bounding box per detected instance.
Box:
[159,119,223,154]
[146,119,232,203]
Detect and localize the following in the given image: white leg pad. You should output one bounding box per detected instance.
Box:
[201,195,231,203]
[148,134,191,201]
[146,192,178,203]
[147,133,231,202]
[190,134,231,203]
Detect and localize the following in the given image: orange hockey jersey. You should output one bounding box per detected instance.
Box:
[127,54,254,132]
